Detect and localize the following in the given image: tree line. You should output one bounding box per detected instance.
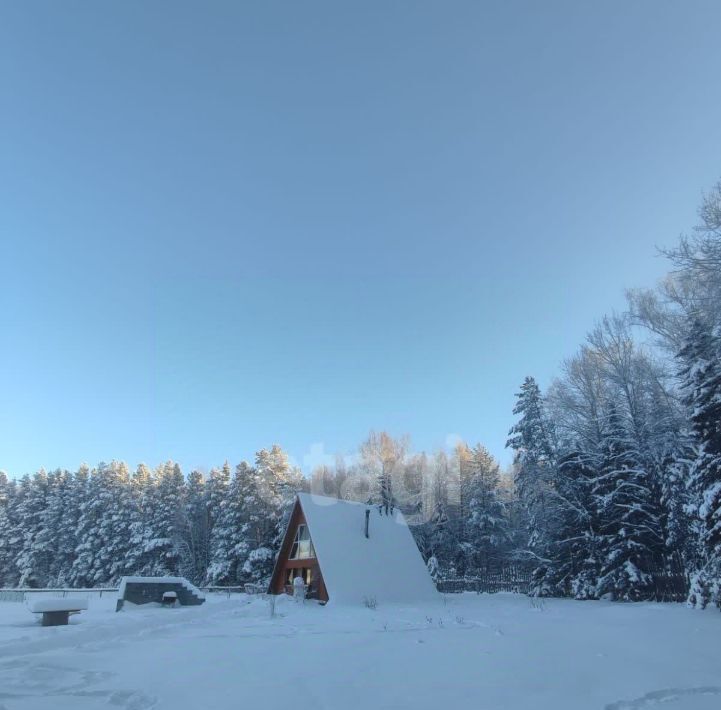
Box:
[0,432,519,589]
[0,446,303,588]
[506,180,721,609]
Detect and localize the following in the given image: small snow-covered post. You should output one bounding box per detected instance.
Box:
[293,574,306,603]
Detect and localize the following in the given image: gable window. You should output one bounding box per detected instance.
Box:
[289,524,315,560]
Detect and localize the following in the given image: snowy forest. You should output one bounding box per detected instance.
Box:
[0,435,516,590]
[504,180,721,609]
[1,181,721,612]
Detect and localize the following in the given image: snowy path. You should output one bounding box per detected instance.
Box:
[1,593,720,710]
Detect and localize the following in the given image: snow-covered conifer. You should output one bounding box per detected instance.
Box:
[507,377,556,581]
[142,461,186,577]
[14,471,50,587]
[464,445,510,574]
[0,472,19,586]
[178,469,210,584]
[594,406,663,600]
[679,321,721,608]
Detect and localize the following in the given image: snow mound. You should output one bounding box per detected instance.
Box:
[28,598,89,612]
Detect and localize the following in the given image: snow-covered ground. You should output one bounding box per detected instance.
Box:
[1,592,720,710]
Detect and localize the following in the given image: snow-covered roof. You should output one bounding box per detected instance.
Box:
[296,492,438,605]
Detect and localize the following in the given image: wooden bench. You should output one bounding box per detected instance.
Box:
[28,598,89,626]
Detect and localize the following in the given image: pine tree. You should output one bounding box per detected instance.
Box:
[205,462,232,584]
[68,465,94,586]
[240,446,302,583]
[34,469,78,586]
[359,432,406,515]
[178,469,210,585]
[594,406,664,601]
[464,445,509,575]
[143,461,186,576]
[126,463,154,576]
[14,471,51,587]
[206,461,247,585]
[102,462,135,581]
[641,383,695,580]
[420,497,467,579]
[0,472,19,586]
[70,462,134,586]
[454,442,475,533]
[507,377,556,584]
[679,321,721,608]
[547,450,602,599]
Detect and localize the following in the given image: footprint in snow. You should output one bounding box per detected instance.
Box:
[108,689,158,709]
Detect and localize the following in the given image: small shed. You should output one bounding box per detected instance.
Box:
[116,577,205,611]
[269,493,438,605]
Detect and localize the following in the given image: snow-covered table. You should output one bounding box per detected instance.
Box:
[28,598,89,626]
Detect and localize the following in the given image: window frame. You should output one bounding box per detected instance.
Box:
[288,523,316,560]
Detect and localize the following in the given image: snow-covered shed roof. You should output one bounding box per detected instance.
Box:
[293,492,438,605]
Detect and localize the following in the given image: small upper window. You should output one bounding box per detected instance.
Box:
[289,524,316,560]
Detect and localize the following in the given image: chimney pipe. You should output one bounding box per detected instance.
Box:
[365,509,370,538]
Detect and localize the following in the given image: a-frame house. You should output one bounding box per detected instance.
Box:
[269,492,438,605]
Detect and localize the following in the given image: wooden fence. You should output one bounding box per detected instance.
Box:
[648,574,689,603]
[435,571,689,601]
[0,588,118,603]
[0,572,689,603]
[200,585,248,597]
[437,568,532,595]
[0,585,255,602]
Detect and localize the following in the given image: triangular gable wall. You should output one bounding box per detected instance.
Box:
[268,498,328,601]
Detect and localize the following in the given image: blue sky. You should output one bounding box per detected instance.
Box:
[1,1,720,477]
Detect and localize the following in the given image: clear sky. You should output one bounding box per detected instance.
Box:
[2,1,720,478]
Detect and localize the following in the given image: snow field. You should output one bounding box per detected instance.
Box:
[0,592,720,710]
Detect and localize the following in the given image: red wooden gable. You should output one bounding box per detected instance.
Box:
[268,498,328,602]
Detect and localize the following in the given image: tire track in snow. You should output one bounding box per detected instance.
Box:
[0,598,246,661]
[0,661,156,710]
[0,601,250,709]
